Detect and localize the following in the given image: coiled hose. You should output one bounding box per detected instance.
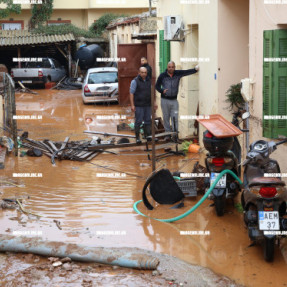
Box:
[133,169,242,223]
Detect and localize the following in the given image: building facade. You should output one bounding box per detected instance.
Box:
[0,0,152,30]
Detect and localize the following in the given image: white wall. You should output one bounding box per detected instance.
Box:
[249,1,287,175]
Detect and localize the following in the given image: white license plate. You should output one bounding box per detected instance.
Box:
[22,80,32,83]
[258,211,279,230]
[210,173,226,188]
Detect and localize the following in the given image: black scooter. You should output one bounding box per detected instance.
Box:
[204,111,249,216]
[241,138,287,262]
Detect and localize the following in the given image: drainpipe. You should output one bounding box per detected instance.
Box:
[0,235,159,270]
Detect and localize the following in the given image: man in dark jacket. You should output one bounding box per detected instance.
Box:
[155,61,199,140]
[140,57,152,79]
[130,67,157,144]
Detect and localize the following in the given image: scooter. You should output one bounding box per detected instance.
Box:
[204,111,249,216]
[241,137,287,262]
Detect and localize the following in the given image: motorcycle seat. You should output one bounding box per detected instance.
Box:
[248,177,286,187]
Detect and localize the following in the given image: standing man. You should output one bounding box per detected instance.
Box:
[155,61,199,140]
[140,57,152,79]
[130,67,157,144]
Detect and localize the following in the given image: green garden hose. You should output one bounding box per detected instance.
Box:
[133,169,242,223]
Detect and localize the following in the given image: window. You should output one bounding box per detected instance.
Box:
[0,21,24,30]
[263,29,287,138]
[88,72,118,84]
[159,30,170,73]
[53,59,61,68]
[26,59,51,68]
[47,20,71,26]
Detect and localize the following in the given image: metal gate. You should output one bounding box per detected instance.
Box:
[117,43,155,106]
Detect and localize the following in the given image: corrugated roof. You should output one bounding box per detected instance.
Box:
[0,30,75,46]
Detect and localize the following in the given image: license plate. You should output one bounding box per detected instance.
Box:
[258,211,279,230]
[210,173,226,188]
[22,80,32,83]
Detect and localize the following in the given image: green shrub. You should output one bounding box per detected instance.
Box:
[225,83,245,111]
[89,13,128,36]
[31,24,97,38]
[0,0,21,19]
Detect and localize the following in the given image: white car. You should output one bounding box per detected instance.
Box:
[82,67,118,104]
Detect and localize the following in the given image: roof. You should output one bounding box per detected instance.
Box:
[0,30,75,47]
[106,10,156,30]
[131,32,157,39]
[107,17,140,29]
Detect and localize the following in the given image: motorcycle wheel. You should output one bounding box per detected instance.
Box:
[263,237,275,262]
[214,196,225,216]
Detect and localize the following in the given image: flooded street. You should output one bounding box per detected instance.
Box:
[1,89,287,286]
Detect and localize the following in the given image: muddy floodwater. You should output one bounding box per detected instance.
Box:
[1,89,287,286]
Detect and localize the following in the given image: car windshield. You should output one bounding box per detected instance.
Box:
[88,72,117,84]
[26,59,51,68]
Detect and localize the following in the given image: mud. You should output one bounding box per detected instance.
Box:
[0,90,287,286]
[0,250,240,287]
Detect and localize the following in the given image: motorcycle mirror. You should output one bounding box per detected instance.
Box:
[242,112,250,120]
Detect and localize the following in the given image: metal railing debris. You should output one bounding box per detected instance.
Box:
[1,72,18,156]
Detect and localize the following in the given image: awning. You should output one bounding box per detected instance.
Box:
[0,30,75,47]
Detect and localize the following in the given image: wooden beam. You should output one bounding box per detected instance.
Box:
[55,44,68,59]
[84,130,136,138]
[68,43,72,78]
[17,47,21,68]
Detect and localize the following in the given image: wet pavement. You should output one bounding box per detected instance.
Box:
[1,89,287,286]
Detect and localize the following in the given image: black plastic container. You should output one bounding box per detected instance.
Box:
[75,44,104,71]
[203,130,233,155]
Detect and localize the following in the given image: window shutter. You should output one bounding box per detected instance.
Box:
[263,30,273,138]
[274,30,287,137]
[159,30,170,73]
[159,30,164,73]
[263,29,287,138]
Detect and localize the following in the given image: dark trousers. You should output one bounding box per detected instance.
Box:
[135,106,151,128]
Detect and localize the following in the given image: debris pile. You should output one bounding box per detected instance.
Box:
[52,77,82,90]
[16,82,38,94]
[20,136,100,162]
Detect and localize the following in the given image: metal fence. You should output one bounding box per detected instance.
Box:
[1,72,18,156]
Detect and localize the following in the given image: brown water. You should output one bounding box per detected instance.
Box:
[1,89,287,286]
